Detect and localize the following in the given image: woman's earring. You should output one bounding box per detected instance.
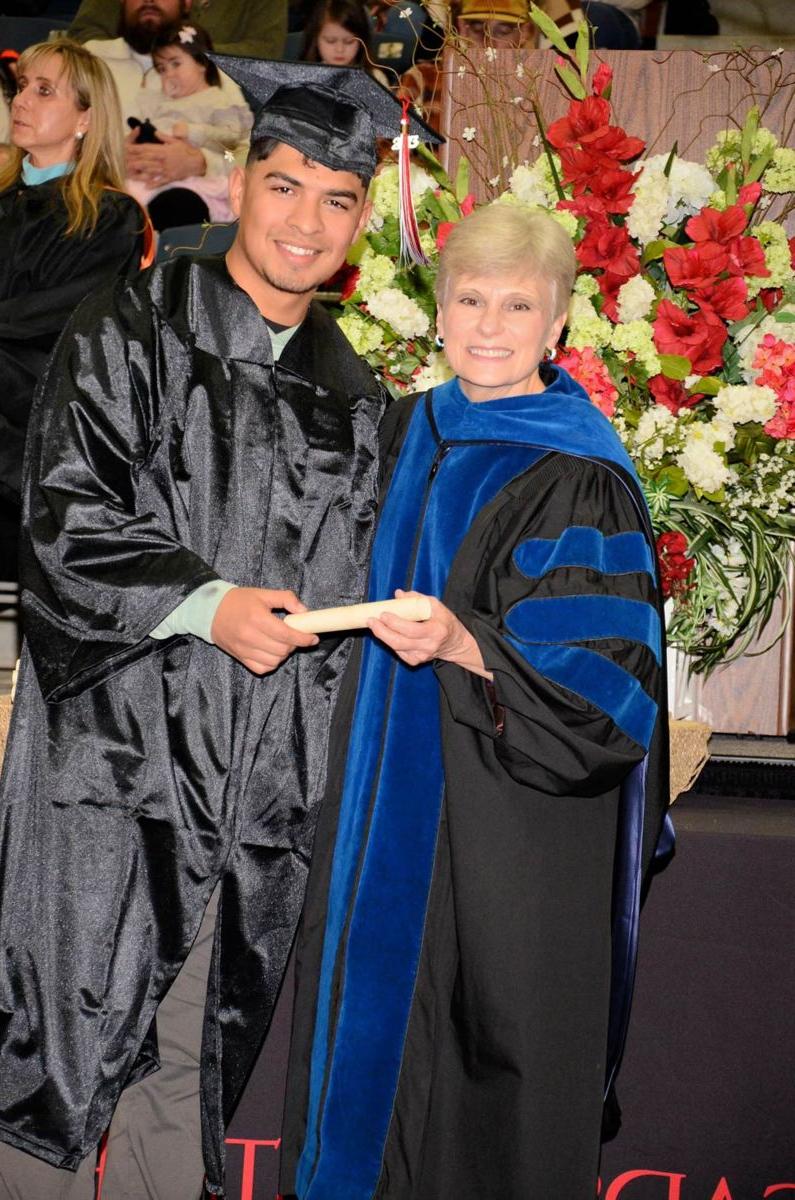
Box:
[434,334,444,349]
[75,130,85,140]
[545,344,557,360]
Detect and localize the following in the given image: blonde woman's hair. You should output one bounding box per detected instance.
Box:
[436,203,577,317]
[0,39,126,236]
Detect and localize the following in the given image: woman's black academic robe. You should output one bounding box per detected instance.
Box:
[0,178,145,577]
[0,255,384,1192]
[281,378,670,1200]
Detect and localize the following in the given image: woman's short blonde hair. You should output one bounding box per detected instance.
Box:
[436,203,577,318]
[0,39,126,235]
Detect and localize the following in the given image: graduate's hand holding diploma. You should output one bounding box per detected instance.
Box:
[211,588,318,675]
[368,590,493,680]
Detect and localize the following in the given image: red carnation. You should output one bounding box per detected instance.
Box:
[694,276,751,321]
[653,299,728,375]
[577,217,640,279]
[725,234,769,279]
[663,242,729,290]
[686,204,747,245]
[591,63,613,98]
[649,374,701,414]
[656,531,696,599]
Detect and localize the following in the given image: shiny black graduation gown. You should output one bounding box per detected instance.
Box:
[0,179,145,578]
[281,381,670,1200]
[0,254,383,1192]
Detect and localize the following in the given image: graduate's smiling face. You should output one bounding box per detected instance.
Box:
[437,271,567,403]
[226,142,371,324]
[11,54,90,167]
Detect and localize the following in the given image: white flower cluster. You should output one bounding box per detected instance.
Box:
[746,220,794,295]
[617,275,655,323]
[713,384,777,425]
[726,452,795,520]
[676,418,734,494]
[413,350,454,391]
[366,288,431,339]
[634,404,677,466]
[367,162,435,229]
[627,155,716,245]
[703,538,749,636]
[508,155,562,209]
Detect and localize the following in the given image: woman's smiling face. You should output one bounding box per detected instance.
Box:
[436,271,567,402]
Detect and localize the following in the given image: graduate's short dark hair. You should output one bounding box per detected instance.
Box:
[246,136,370,189]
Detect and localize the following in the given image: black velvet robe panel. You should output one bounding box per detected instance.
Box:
[281,393,669,1200]
[0,179,145,578]
[0,254,384,1192]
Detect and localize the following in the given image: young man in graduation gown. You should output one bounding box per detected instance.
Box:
[280,205,672,1199]
[0,60,438,1199]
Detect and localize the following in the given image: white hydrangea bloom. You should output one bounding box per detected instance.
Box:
[366,288,431,339]
[677,423,731,493]
[616,275,655,323]
[746,220,794,295]
[626,163,668,244]
[610,320,661,376]
[508,156,561,209]
[413,351,454,391]
[713,384,777,425]
[640,154,716,225]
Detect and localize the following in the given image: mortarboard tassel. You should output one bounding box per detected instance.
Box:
[393,97,429,268]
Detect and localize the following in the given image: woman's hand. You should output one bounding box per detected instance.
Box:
[368,590,492,678]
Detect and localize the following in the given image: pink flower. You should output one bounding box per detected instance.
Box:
[753,334,795,439]
[556,345,618,417]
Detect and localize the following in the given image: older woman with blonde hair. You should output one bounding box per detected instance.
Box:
[0,38,149,582]
[281,203,671,1199]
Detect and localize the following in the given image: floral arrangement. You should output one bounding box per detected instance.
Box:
[332,40,795,674]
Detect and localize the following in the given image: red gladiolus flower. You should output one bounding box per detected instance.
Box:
[649,374,702,414]
[759,286,784,313]
[577,217,640,279]
[583,166,638,214]
[789,236,795,269]
[693,276,751,321]
[326,264,360,299]
[725,234,769,279]
[592,63,613,97]
[460,193,477,216]
[653,298,728,375]
[547,97,644,164]
[663,242,729,289]
[596,271,626,322]
[436,221,455,251]
[686,203,747,245]
[557,146,605,188]
[656,531,696,599]
[738,181,762,206]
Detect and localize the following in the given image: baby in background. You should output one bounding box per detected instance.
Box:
[126,22,252,226]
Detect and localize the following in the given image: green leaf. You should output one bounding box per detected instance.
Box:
[659,353,692,380]
[740,106,759,170]
[774,312,795,323]
[663,142,678,178]
[641,238,676,264]
[574,20,589,82]
[655,466,689,496]
[745,148,775,185]
[555,62,587,99]
[688,376,722,395]
[529,2,572,56]
[454,154,470,204]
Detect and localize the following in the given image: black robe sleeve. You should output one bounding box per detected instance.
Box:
[0,187,145,503]
[19,278,218,702]
[435,451,663,799]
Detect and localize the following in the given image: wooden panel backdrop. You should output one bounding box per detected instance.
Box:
[436,48,795,735]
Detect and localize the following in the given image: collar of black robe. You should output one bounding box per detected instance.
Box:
[150,254,378,397]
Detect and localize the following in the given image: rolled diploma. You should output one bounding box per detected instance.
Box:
[284,595,432,634]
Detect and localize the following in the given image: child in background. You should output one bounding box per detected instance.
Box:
[126,22,252,228]
[302,0,389,85]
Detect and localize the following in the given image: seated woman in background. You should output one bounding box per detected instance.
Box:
[301,0,390,85]
[280,204,670,1199]
[126,21,253,229]
[0,38,149,583]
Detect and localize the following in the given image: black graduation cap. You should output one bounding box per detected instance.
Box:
[211,56,443,180]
